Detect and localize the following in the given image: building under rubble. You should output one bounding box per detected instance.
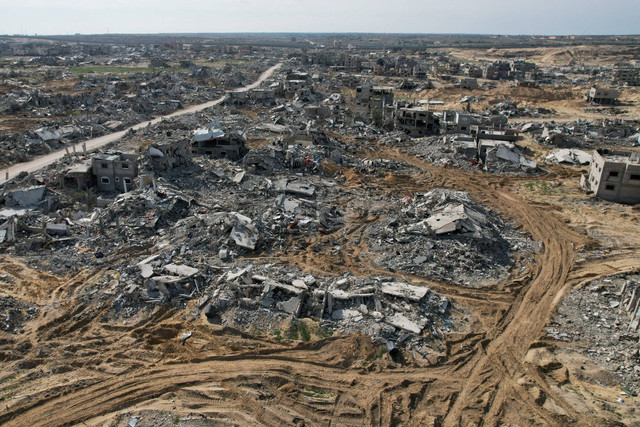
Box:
[581,149,640,204]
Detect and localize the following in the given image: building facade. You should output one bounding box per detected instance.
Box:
[581,149,640,204]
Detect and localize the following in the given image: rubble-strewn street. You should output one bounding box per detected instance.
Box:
[1,33,640,426]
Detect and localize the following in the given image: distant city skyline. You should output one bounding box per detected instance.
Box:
[1,0,638,36]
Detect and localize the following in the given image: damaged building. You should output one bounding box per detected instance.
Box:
[92,153,139,193]
[354,83,394,119]
[191,119,247,160]
[587,87,618,105]
[581,149,640,204]
[148,141,191,171]
[395,107,440,137]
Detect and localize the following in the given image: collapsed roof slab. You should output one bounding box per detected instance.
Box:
[380,282,429,301]
[386,313,424,334]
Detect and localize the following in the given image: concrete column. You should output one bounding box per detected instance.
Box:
[627,288,638,312]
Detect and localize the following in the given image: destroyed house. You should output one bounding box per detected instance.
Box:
[581,149,640,204]
[148,142,190,171]
[92,153,138,193]
[613,68,638,86]
[191,120,247,160]
[284,71,311,97]
[395,107,440,137]
[483,61,511,80]
[457,77,478,90]
[354,84,394,118]
[587,87,618,105]
[65,160,92,190]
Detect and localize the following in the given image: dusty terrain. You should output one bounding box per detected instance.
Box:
[1,42,640,426]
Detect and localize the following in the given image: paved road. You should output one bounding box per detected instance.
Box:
[0,63,283,185]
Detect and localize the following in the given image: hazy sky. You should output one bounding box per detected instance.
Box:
[1,0,638,36]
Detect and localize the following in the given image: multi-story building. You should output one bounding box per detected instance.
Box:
[395,107,440,137]
[92,153,138,193]
[581,149,640,204]
[354,84,394,118]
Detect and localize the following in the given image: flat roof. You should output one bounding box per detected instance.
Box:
[94,154,119,161]
[67,160,92,174]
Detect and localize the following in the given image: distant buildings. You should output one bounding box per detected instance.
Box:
[613,68,638,86]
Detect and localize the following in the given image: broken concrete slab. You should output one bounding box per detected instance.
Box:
[45,222,70,237]
[5,186,46,207]
[274,179,316,197]
[545,148,592,165]
[230,223,258,250]
[386,313,423,334]
[332,309,363,321]
[139,263,154,279]
[275,194,300,214]
[164,263,199,278]
[380,282,429,302]
[276,296,303,317]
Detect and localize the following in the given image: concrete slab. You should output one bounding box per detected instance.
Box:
[164,263,199,277]
[380,282,429,301]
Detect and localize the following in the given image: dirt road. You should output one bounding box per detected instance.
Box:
[0,63,282,186]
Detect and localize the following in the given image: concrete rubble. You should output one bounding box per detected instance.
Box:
[548,273,640,394]
[544,148,592,165]
[366,189,534,286]
[407,134,541,175]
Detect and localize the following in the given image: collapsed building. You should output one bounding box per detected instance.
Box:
[587,87,618,105]
[441,111,508,134]
[581,149,640,204]
[191,119,247,160]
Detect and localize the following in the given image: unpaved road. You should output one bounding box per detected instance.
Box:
[0,63,282,185]
[1,143,639,426]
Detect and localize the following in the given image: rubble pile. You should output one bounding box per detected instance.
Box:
[543,148,592,165]
[1,161,347,275]
[366,189,533,286]
[518,119,640,149]
[485,101,555,118]
[82,259,460,352]
[408,135,541,175]
[548,273,640,393]
[0,294,38,334]
[0,59,272,167]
